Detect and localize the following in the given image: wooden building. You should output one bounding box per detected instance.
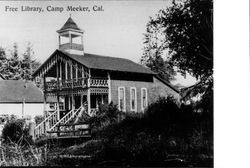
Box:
[0,80,55,121]
[32,17,180,139]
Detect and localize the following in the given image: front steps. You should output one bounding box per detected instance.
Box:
[34,106,89,140]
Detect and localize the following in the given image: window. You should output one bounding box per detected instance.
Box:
[59,97,65,111]
[141,88,148,111]
[130,87,137,112]
[49,103,56,110]
[118,87,126,112]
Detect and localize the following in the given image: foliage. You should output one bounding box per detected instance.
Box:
[145,0,213,78]
[1,118,33,146]
[91,97,212,165]
[21,42,40,80]
[142,0,213,106]
[0,43,41,80]
[140,21,176,82]
[87,102,121,132]
[0,143,48,166]
[34,115,45,126]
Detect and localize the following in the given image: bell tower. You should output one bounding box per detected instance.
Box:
[57,16,84,55]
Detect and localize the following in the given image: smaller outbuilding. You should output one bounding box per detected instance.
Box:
[0,80,54,121]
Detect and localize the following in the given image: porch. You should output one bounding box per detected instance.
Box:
[32,51,112,140]
[34,89,109,140]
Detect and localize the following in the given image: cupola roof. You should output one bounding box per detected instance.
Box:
[57,17,83,32]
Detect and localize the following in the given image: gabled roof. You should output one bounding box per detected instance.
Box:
[59,50,155,75]
[57,17,82,32]
[0,80,44,103]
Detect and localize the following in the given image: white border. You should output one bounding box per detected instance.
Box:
[215,0,250,167]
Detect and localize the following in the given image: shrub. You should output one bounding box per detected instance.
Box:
[34,115,44,125]
[0,144,48,166]
[87,102,121,132]
[1,118,33,146]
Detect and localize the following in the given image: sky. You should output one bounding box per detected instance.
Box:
[0,0,196,86]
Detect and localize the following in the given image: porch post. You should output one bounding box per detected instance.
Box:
[107,72,111,103]
[57,95,60,120]
[75,64,78,80]
[87,89,91,115]
[56,61,60,120]
[80,94,83,107]
[82,66,84,78]
[43,76,47,116]
[68,96,71,109]
[87,69,91,114]
[65,62,68,80]
[72,94,75,110]
[60,61,62,81]
[56,61,60,90]
[70,62,73,80]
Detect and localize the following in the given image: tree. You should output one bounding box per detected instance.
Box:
[0,43,41,80]
[141,19,176,82]
[8,43,22,80]
[21,42,40,80]
[143,0,213,112]
[0,47,10,79]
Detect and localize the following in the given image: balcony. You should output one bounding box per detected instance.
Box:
[45,77,108,92]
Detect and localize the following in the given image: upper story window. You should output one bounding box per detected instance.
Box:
[118,87,126,112]
[130,87,137,112]
[141,88,148,111]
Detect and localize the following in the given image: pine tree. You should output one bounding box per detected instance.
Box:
[21,42,41,80]
[8,43,22,80]
[0,47,9,79]
[0,43,41,81]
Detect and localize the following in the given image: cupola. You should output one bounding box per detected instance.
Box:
[57,16,84,55]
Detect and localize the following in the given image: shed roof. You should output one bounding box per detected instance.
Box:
[0,80,45,103]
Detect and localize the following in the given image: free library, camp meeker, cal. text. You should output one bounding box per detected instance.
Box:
[4,5,104,13]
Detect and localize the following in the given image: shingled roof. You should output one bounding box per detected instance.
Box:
[59,50,155,75]
[0,80,44,103]
[57,17,82,32]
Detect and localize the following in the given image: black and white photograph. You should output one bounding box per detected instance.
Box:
[0,0,213,167]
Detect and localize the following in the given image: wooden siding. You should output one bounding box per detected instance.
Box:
[110,76,180,113]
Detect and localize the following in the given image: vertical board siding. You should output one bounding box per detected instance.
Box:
[110,76,180,113]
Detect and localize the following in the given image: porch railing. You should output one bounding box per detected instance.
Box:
[49,106,84,131]
[45,77,108,91]
[34,109,59,139]
[90,77,108,87]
